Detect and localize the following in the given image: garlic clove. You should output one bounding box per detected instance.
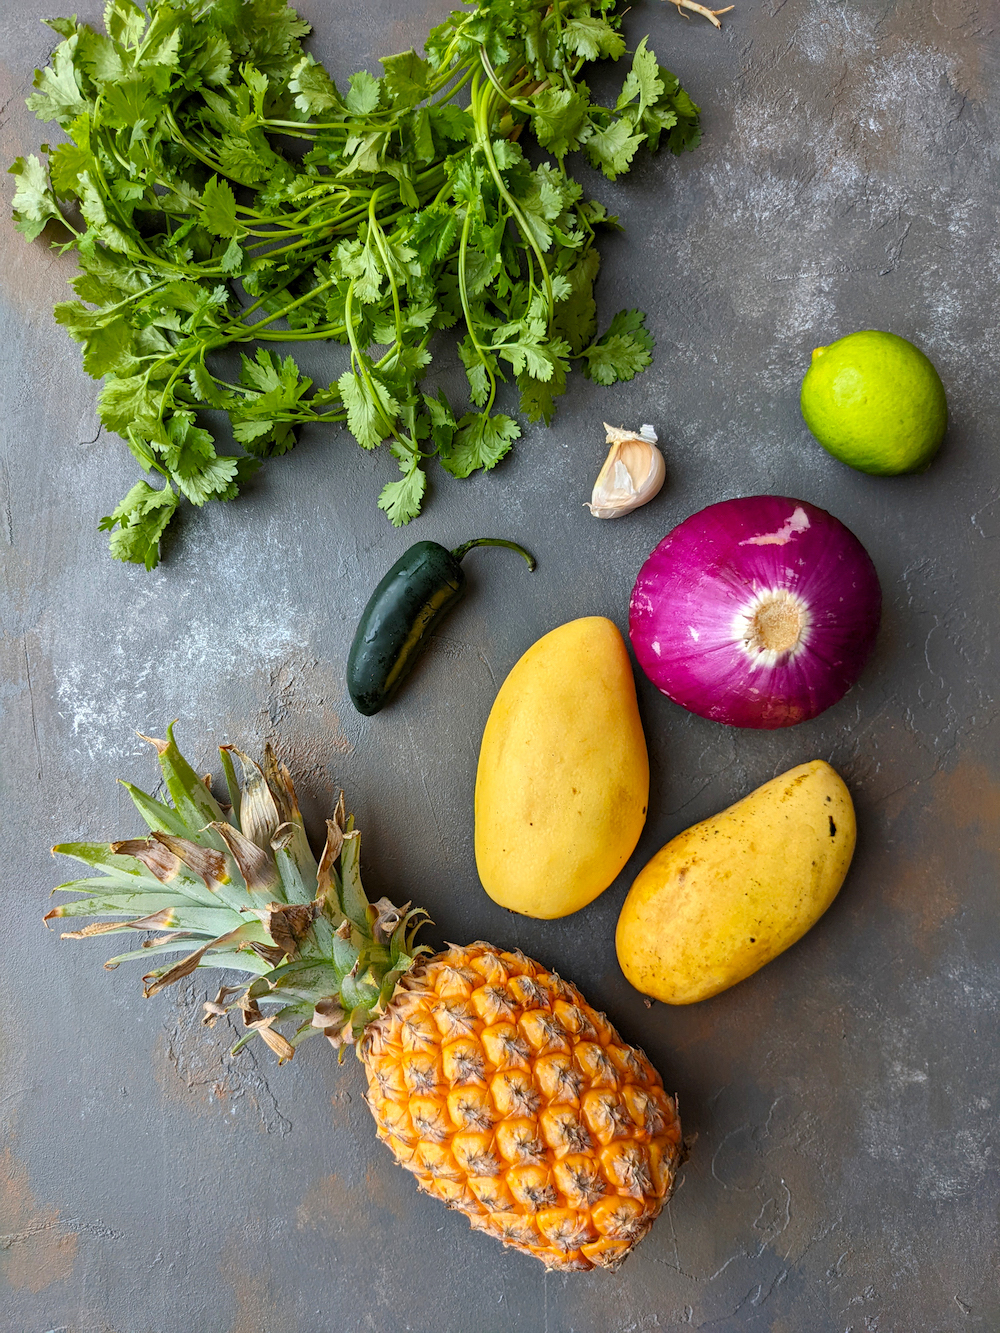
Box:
[586,423,666,519]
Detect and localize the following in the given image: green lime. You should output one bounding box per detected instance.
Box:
[800,329,947,475]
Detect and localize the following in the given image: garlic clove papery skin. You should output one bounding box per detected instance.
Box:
[586,424,666,519]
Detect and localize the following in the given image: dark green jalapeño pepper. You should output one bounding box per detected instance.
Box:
[347,538,537,715]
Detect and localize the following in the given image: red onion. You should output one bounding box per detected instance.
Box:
[629,496,882,728]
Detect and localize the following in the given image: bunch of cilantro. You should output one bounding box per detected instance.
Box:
[11,0,701,568]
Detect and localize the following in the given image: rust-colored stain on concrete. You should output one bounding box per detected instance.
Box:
[910,0,992,102]
[936,761,1000,856]
[363,1157,411,1223]
[0,1146,77,1293]
[295,1172,355,1233]
[877,760,1000,954]
[883,847,963,955]
[221,1235,297,1333]
[296,1162,409,1234]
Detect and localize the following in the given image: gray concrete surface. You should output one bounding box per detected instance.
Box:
[2,1,998,1330]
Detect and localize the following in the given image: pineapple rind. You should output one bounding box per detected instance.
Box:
[360,942,682,1273]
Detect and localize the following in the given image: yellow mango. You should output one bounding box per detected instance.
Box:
[616,760,855,1003]
[475,617,649,919]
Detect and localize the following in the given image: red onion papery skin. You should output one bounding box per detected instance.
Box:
[629,496,882,729]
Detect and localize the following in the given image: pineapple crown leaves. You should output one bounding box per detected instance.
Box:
[47,724,432,1061]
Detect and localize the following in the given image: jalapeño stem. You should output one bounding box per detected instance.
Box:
[450,538,537,571]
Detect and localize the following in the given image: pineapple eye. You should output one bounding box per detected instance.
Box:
[465,1151,500,1178]
[563,1122,592,1153]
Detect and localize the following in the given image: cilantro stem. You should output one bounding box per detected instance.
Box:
[95,277,173,318]
[428,63,476,106]
[344,280,393,441]
[157,346,204,426]
[476,51,539,110]
[471,68,554,320]
[252,326,347,342]
[231,275,341,335]
[162,107,232,179]
[366,192,404,350]
[457,205,497,416]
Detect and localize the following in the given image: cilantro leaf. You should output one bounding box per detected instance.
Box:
[458,337,496,408]
[346,70,381,115]
[99,480,178,569]
[585,118,646,181]
[580,309,654,385]
[552,247,600,354]
[337,237,384,303]
[438,412,520,479]
[562,18,626,63]
[237,0,311,75]
[188,361,225,407]
[26,34,89,126]
[517,359,567,425]
[615,42,701,154]
[380,50,430,109]
[201,175,240,237]
[174,452,242,505]
[240,347,300,395]
[228,349,313,455]
[184,32,233,88]
[290,52,342,114]
[9,155,63,241]
[338,369,400,450]
[48,134,92,198]
[102,0,147,49]
[220,235,244,274]
[101,76,158,135]
[378,462,426,526]
[53,300,134,377]
[530,88,592,158]
[662,73,702,154]
[502,333,570,384]
[423,390,457,454]
[581,332,651,385]
[150,411,215,475]
[97,374,163,436]
[617,37,663,118]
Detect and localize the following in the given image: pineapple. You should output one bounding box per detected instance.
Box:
[48,728,682,1271]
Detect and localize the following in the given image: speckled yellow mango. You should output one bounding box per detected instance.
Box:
[616,761,855,1003]
[475,617,649,919]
